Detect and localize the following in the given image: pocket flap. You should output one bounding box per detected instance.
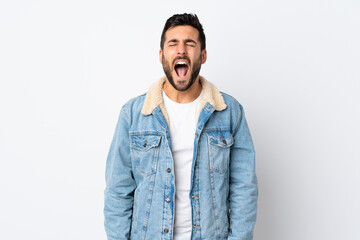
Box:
[131,134,161,151]
[207,131,234,148]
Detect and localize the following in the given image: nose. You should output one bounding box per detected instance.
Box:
[177,43,186,55]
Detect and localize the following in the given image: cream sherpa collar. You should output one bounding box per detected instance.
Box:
[141,76,227,125]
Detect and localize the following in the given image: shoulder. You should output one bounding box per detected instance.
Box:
[220,92,244,113]
[119,93,147,118]
[123,93,146,108]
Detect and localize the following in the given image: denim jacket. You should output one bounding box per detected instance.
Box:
[104,76,258,240]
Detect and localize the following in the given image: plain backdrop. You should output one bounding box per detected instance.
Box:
[1,0,359,239]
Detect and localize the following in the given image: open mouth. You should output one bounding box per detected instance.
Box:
[174,61,189,78]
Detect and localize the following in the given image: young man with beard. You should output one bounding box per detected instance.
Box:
[104,13,258,240]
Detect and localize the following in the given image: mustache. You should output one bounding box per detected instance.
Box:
[172,56,191,65]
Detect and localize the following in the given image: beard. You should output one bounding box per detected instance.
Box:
[162,53,202,91]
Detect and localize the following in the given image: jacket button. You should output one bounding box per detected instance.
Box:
[167,168,171,173]
[165,198,170,203]
[164,228,169,233]
[222,136,226,144]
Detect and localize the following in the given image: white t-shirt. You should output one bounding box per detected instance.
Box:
[162,90,203,240]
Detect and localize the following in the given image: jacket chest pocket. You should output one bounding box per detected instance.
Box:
[206,130,234,174]
[130,134,161,176]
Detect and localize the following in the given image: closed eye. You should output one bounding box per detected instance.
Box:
[185,39,197,47]
[167,39,178,47]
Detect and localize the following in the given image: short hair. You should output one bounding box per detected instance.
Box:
[160,13,206,51]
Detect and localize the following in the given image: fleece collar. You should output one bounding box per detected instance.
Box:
[141,76,227,125]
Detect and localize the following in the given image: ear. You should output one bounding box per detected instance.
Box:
[201,49,207,64]
[159,49,163,64]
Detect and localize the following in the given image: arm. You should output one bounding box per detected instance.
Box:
[228,105,258,240]
[104,106,136,240]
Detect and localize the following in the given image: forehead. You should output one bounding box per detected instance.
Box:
[164,25,200,42]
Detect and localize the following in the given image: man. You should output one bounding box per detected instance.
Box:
[104,13,258,240]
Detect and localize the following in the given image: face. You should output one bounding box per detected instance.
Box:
[160,25,207,91]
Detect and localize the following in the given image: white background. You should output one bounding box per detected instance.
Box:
[1,0,359,239]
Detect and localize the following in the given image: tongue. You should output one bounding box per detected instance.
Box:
[176,65,188,77]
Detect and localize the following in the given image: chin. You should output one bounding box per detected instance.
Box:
[175,78,188,85]
[173,75,190,87]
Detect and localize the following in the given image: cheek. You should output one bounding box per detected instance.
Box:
[163,53,174,63]
[191,50,202,59]
[163,48,177,56]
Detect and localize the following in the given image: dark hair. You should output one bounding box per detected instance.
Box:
[160,13,206,51]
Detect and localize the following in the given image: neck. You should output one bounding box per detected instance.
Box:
[163,76,202,103]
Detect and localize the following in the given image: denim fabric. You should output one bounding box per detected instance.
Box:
[104,91,258,240]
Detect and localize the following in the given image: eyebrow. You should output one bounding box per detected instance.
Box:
[167,39,197,44]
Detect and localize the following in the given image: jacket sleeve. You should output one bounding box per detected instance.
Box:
[228,104,258,240]
[104,106,136,240]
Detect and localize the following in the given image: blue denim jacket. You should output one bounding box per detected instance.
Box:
[104,76,258,240]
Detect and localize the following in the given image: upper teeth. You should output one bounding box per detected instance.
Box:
[176,61,186,65]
